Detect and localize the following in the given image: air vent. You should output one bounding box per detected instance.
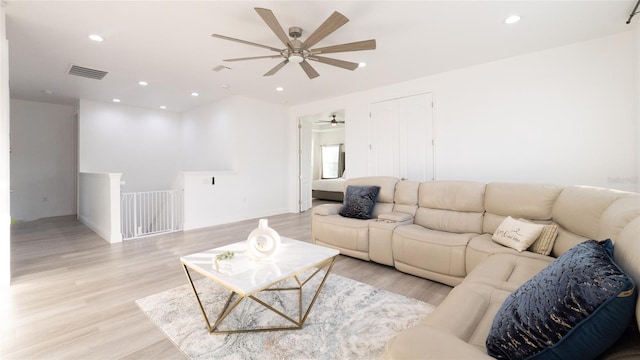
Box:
[68,65,108,80]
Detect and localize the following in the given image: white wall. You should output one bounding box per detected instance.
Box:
[290,31,638,199]
[180,96,290,230]
[1,7,10,286]
[181,101,235,171]
[78,172,122,243]
[78,99,182,192]
[9,99,76,221]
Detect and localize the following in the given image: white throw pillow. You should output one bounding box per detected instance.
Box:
[492,216,545,252]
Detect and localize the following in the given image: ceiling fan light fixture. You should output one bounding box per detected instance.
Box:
[288,53,304,63]
[331,120,337,126]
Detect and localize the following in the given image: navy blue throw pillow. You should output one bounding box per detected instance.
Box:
[339,185,381,219]
[486,239,636,360]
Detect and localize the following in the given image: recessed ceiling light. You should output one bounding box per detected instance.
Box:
[504,15,521,24]
[42,89,53,95]
[112,98,121,103]
[221,84,230,89]
[160,105,167,109]
[89,34,104,42]
[138,81,148,86]
[276,87,284,92]
[191,92,199,97]
[358,62,367,68]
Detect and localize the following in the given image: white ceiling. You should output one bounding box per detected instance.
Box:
[4,1,636,113]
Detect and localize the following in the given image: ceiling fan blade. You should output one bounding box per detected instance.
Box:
[223,55,283,62]
[254,8,292,48]
[264,59,289,76]
[311,39,377,54]
[302,11,349,49]
[299,60,320,79]
[212,34,281,52]
[308,56,359,71]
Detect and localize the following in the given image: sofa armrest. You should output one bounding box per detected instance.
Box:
[313,203,342,216]
[378,212,414,222]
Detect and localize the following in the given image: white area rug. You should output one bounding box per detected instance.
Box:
[136,271,434,359]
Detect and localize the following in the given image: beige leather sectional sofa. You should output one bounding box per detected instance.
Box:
[311,176,640,359]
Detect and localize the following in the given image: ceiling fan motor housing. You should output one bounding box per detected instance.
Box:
[288,26,303,39]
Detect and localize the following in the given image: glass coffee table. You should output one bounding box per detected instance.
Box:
[180,237,339,334]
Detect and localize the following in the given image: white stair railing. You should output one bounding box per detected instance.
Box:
[121,190,183,240]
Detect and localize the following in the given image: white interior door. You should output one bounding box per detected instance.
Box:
[369,93,434,180]
[400,93,434,181]
[369,100,400,177]
[298,119,313,212]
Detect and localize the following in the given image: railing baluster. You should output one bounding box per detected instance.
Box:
[120,189,184,240]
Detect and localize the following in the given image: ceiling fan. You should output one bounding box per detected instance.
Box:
[315,115,345,127]
[212,8,376,79]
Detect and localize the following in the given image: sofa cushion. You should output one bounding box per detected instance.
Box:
[491,216,545,252]
[552,186,632,240]
[484,182,563,220]
[339,185,380,219]
[416,208,484,234]
[598,194,640,242]
[393,224,472,280]
[518,219,559,256]
[419,181,486,212]
[486,240,637,360]
[551,225,590,257]
[311,214,372,260]
[465,252,552,292]
[466,235,554,275]
[392,180,420,216]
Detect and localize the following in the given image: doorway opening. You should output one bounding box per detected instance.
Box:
[298,110,346,212]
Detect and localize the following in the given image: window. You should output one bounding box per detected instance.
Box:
[321,144,340,179]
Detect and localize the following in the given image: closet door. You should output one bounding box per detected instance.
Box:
[369,100,399,177]
[400,93,434,181]
[369,93,434,181]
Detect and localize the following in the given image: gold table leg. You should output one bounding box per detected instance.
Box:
[183,256,337,334]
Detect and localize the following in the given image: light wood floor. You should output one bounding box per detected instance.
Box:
[3,203,451,359]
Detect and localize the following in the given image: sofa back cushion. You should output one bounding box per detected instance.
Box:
[344,176,398,218]
[598,194,640,241]
[483,183,563,234]
[551,186,635,257]
[393,180,420,216]
[415,181,486,234]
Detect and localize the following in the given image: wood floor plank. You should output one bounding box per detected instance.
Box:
[3,203,451,359]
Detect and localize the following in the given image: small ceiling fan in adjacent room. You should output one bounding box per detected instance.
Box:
[212,7,376,79]
[315,115,345,127]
